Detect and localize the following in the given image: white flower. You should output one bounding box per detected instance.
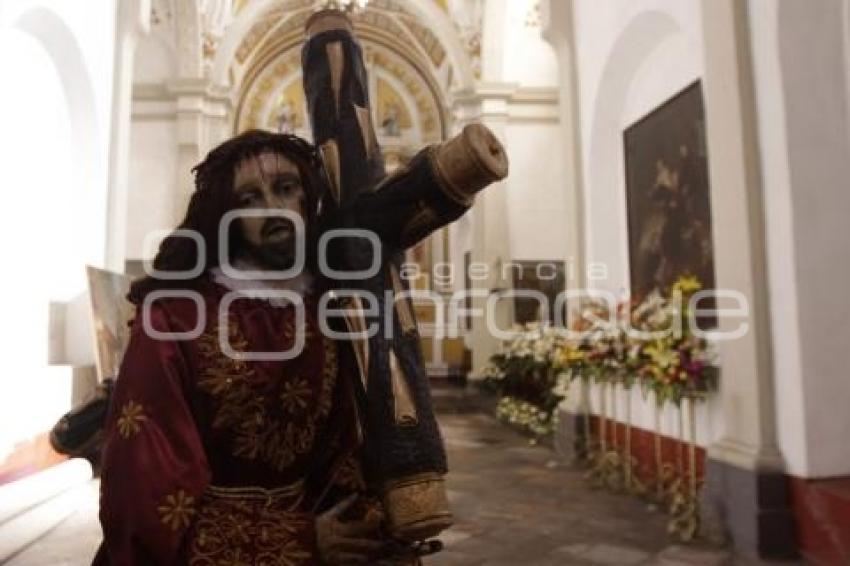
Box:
[552,372,572,398]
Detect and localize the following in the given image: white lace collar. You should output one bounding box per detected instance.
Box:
[209,259,314,308]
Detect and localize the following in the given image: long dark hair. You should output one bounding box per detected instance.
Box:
[128,129,328,305]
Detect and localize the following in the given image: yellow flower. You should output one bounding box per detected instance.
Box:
[116,400,147,439]
[644,341,680,371]
[672,275,702,296]
[158,489,196,531]
[566,349,585,363]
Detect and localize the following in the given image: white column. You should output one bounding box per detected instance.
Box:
[750,0,850,479]
[701,0,782,475]
[699,0,794,558]
[449,88,513,377]
[104,0,151,271]
[541,0,586,297]
[173,79,233,224]
[449,0,515,377]
[170,79,210,225]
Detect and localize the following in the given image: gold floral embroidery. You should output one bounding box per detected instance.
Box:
[158,489,196,531]
[116,400,147,439]
[196,314,338,472]
[280,378,311,413]
[317,338,337,417]
[333,454,367,492]
[188,486,313,565]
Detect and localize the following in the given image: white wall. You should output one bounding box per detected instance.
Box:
[0,0,116,277]
[499,0,558,89]
[126,119,180,259]
[567,0,850,474]
[778,0,850,479]
[456,0,568,270]
[575,0,704,296]
[503,120,571,262]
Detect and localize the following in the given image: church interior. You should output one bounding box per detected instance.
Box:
[1,0,849,564]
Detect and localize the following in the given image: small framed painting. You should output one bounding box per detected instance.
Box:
[87,266,133,382]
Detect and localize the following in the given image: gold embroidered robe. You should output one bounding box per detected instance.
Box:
[93,277,366,565]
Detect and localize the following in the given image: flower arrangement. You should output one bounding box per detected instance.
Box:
[552,299,635,386]
[627,275,719,405]
[484,275,720,431]
[482,275,720,541]
[482,323,570,436]
[495,396,557,437]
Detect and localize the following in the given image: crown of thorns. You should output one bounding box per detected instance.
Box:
[192,129,326,200]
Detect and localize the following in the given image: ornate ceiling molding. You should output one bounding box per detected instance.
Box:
[211,0,475,91]
[233,18,447,141]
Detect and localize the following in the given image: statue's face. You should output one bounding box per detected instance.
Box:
[232,151,306,270]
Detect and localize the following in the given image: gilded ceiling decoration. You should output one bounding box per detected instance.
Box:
[238,51,302,132]
[232,0,448,142]
[237,47,441,138]
[396,13,445,67]
[231,0,449,87]
[367,46,439,136]
[235,7,286,64]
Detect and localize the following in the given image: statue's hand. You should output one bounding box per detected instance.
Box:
[316,495,384,564]
[377,538,444,563]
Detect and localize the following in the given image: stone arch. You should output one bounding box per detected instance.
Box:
[233,33,448,142]
[210,0,474,91]
[585,10,687,290]
[13,6,98,186]
[0,6,100,438]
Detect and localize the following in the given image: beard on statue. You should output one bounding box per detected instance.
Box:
[231,150,308,275]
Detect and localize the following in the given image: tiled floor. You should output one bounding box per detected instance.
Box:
[8,407,746,565]
[429,412,731,566]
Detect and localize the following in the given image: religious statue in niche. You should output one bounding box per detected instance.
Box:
[275,99,298,134]
[382,102,402,136]
[624,81,716,317]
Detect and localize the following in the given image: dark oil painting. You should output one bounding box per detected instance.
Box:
[624,81,716,314]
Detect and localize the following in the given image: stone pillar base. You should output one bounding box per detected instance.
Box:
[701,458,797,560]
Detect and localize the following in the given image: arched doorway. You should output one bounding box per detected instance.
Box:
[0,7,97,463]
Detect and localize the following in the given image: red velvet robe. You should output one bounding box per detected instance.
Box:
[93,275,367,565]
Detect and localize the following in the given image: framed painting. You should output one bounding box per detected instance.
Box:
[624,81,716,319]
[87,266,133,382]
[510,260,566,325]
